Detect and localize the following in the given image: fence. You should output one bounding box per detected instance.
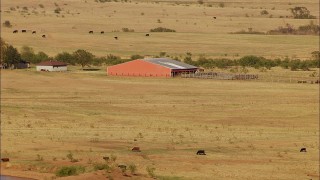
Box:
[181,71,319,84]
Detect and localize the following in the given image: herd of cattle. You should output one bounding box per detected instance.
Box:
[12,29,46,38]
[12,29,151,40]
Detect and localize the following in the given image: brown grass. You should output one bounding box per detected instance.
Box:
[1,69,318,179]
[1,0,319,59]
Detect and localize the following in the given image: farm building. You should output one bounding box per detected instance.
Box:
[107,58,198,77]
[36,60,67,72]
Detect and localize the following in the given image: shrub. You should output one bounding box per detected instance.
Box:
[146,166,156,178]
[55,166,85,177]
[218,2,225,8]
[122,28,134,32]
[150,27,176,32]
[93,163,110,171]
[131,54,144,60]
[3,20,12,28]
[260,10,269,15]
[290,7,316,19]
[54,7,61,14]
[39,4,45,8]
[128,164,137,175]
[55,52,75,65]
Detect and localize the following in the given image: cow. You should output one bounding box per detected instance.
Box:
[42,35,46,38]
[101,31,104,34]
[300,148,307,152]
[145,33,150,36]
[13,30,18,33]
[21,30,27,33]
[196,150,206,155]
[132,147,141,152]
[114,36,118,40]
[1,158,9,162]
[89,31,93,34]
[315,80,319,84]
[32,31,36,34]
[213,17,217,19]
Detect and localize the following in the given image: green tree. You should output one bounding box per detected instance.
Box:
[2,45,21,68]
[20,46,36,63]
[34,51,49,64]
[290,7,315,19]
[55,52,75,65]
[73,49,94,68]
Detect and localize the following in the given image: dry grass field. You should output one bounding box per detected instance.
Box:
[1,69,319,179]
[1,0,319,59]
[1,0,319,179]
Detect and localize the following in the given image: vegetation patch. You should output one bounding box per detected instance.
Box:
[55,165,85,177]
[150,27,176,32]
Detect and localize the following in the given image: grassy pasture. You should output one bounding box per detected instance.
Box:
[1,0,319,59]
[1,69,318,179]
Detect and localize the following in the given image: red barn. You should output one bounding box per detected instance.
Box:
[107,58,198,77]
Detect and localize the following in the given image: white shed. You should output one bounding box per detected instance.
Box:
[36,61,67,72]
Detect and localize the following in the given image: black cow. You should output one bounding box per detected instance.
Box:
[145,33,150,36]
[196,150,206,155]
[300,148,307,152]
[132,147,141,152]
[101,31,104,34]
[114,36,118,40]
[13,30,18,33]
[213,17,217,19]
[89,31,93,34]
[103,156,109,161]
[32,31,36,34]
[21,30,27,33]
[1,158,9,162]
[42,35,46,38]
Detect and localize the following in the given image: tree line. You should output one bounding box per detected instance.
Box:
[184,54,319,71]
[1,38,319,71]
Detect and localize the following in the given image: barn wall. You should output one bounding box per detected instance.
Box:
[36,66,67,72]
[107,60,172,77]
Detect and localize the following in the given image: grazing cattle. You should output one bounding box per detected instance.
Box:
[132,147,141,152]
[196,150,206,155]
[13,30,18,33]
[32,31,36,34]
[21,30,27,33]
[213,17,217,19]
[300,148,307,152]
[89,31,93,34]
[1,158,9,162]
[298,80,307,83]
[103,156,109,161]
[101,31,104,34]
[114,36,118,40]
[42,35,46,38]
[315,80,319,84]
[145,33,149,36]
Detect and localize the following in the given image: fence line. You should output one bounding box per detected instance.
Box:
[181,72,319,84]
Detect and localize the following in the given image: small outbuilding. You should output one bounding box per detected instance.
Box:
[36,60,67,72]
[107,58,198,77]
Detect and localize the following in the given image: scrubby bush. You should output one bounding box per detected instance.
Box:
[260,10,269,15]
[55,166,85,177]
[146,166,156,178]
[93,163,110,171]
[55,52,75,65]
[128,164,137,175]
[150,27,176,32]
[131,54,144,60]
[3,20,12,28]
[122,28,134,32]
[290,7,316,19]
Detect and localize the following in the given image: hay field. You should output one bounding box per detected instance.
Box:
[1,70,319,179]
[1,0,319,59]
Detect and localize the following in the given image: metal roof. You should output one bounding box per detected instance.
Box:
[143,58,197,70]
[37,60,67,66]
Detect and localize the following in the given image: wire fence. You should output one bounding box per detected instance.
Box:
[181,72,320,84]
